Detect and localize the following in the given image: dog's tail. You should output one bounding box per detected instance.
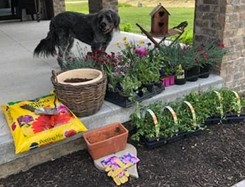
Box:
[34,21,57,57]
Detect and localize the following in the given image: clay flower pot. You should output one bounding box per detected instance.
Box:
[83,122,128,160]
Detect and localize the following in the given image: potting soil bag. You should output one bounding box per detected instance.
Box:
[1,94,87,154]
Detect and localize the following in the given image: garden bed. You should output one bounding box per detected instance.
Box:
[140,129,203,149]
[204,114,245,125]
[1,122,245,186]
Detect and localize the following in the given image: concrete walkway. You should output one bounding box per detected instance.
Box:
[0,20,223,179]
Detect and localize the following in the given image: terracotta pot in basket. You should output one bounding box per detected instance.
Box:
[51,68,107,117]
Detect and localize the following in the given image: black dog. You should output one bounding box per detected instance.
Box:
[34,9,120,69]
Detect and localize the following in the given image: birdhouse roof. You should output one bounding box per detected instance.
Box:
[150,3,170,16]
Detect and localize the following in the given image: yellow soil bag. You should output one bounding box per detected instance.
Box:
[1,94,87,154]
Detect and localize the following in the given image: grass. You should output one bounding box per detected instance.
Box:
[65,1,194,42]
[65,2,89,13]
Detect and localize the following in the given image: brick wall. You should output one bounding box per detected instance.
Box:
[52,0,65,16]
[194,0,245,92]
[88,0,118,13]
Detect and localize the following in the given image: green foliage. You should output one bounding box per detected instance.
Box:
[173,101,203,133]
[158,40,227,73]
[121,23,133,32]
[193,40,227,67]
[241,95,245,112]
[157,43,184,74]
[219,88,242,115]
[179,30,193,45]
[120,76,143,100]
[132,57,161,85]
[130,88,245,142]
[108,39,161,99]
[63,40,161,101]
[130,102,179,141]
[118,3,133,7]
[65,2,88,13]
[183,92,210,124]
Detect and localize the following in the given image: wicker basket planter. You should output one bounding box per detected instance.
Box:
[51,68,107,117]
[83,122,128,160]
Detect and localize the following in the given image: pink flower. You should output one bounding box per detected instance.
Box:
[197,47,203,52]
[203,52,209,59]
[218,42,225,48]
[135,47,148,56]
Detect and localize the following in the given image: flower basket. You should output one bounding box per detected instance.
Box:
[140,106,180,149]
[138,102,201,149]
[204,90,244,125]
[82,122,128,160]
[51,68,107,117]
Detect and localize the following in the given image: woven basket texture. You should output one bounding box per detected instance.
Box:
[51,69,107,117]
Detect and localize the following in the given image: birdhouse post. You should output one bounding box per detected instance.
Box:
[150,3,170,36]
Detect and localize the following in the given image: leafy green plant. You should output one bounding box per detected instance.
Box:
[157,43,183,69]
[241,95,245,113]
[158,39,227,73]
[111,38,161,97]
[121,23,133,32]
[157,43,197,72]
[130,102,179,141]
[130,88,245,143]
[198,90,223,117]
[220,88,241,115]
[173,100,203,133]
[131,100,204,142]
[179,30,193,45]
[157,107,179,139]
[183,92,210,124]
[120,76,143,100]
[130,103,158,142]
[192,40,227,68]
[133,58,161,85]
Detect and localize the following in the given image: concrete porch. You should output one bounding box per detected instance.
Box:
[0,20,223,178]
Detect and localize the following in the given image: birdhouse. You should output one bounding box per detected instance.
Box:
[150,3,170,36]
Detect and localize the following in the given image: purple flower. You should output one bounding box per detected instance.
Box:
[57,104,69,113]
[17,115,34,126]
[135,47,148,56]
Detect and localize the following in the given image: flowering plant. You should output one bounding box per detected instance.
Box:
[194,40,226,67]
[62,38,162,101]
[158,40,226,71]
[104,38,162,100]
[117,37,162,84]
[179,40,226,70]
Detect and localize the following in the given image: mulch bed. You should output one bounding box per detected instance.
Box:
[1,122,245,187]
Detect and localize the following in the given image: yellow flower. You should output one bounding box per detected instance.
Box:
[115,42,120,47]
[139,40,145,44]
[124,42,130,48]
[122,37,127,41]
